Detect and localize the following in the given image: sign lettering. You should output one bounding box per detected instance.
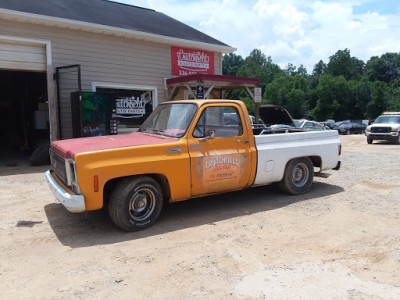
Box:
[171,46,215,76]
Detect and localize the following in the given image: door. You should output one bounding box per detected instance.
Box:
[55,65,81,139]
[188,103,253,197]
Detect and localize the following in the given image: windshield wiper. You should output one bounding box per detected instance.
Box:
[141,129,165,136]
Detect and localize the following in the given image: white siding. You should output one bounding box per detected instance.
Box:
[0,20,223,138]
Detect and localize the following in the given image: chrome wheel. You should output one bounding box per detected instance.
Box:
[291,163,309,188]
[129,188,156,222]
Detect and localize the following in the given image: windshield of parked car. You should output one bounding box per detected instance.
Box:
[293,120,302,127]
[139,103,197,138]
[374,116,400,124]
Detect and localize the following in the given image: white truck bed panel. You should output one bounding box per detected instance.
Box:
[253,130,340,186]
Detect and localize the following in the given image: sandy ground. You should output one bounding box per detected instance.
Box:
[0,135,399,299]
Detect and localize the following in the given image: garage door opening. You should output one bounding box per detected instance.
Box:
[0,70,49,165]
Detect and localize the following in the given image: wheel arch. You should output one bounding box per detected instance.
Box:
[103,173,171,208]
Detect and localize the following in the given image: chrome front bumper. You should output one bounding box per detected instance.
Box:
[45,170,85,213]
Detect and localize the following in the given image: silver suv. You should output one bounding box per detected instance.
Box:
[365,112,400,144]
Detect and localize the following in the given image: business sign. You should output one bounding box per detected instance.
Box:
[171,46,214,76]
[116,97,146,115]
[254,87,262,103]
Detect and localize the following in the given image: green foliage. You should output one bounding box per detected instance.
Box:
[237,49,284,92]
[364,53,400,83]
[222,53,244,76]
[326,49,364,80]
[265,75,309,118]
[221,48,399,121]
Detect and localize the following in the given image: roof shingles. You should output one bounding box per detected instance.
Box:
[0,0,230,47]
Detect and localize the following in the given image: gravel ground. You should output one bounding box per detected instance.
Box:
[0,134,399,299]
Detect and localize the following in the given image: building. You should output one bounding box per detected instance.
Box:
[1,0,244,160]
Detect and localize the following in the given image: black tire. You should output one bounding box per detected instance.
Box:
[367,138,373,144]
[108,176,163,231]
[278,157,314,195]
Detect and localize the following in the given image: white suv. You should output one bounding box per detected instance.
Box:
[365,112,400,144]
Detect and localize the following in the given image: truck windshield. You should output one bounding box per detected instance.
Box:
[139,103,197,138]
[374,116,400,124]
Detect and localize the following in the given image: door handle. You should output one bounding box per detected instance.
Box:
[236,139,249,144]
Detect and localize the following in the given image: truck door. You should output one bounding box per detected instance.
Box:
[188,103,253,197]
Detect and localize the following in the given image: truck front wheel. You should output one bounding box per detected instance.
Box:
[278,157,314,195]
[367,138,373,144]
[108,176,163,231]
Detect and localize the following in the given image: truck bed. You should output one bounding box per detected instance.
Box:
[253,130,340,186]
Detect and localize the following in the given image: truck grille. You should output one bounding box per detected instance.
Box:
[50,150,68,185]
[371,127,391,133]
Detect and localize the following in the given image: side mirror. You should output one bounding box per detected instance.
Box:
[199,130,215,142]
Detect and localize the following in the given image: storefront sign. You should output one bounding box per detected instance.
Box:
[171,46,214,76]
[116,96,146,115]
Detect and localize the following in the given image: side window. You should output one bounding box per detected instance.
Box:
[193,106,243,138]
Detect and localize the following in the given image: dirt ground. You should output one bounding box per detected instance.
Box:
[0,135,399,299]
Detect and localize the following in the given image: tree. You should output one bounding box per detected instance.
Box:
[312,60,326,76]
[326,49,364,80]
[364,52,400,83]
[237,49,283,92]
[265,75,309,118]
[222,53,244,76]
[313,75,357,121]
[365,81,388,118]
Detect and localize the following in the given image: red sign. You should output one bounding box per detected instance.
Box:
[171,46,214,76]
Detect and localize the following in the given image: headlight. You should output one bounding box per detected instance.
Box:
[65,159,80,194]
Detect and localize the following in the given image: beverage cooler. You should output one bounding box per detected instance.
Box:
[70,91,153,138]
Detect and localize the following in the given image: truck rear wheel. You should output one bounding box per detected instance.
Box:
[278,157,314,195]
[108,176,163,231]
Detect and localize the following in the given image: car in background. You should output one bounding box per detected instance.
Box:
[320,121,335,130]
[365,112,400,144]
[334,121,366,135]
[294,119,327,131]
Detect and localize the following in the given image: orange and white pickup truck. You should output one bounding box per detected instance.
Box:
[46,99,341,231]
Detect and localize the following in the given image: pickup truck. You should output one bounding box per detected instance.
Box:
[46,100,341,231]
[365,112,400,144]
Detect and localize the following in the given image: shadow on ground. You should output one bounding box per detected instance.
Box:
[44,181,343,248]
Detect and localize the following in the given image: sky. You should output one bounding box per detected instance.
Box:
[114,0,400,73]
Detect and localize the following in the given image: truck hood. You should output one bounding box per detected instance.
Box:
[51,132,177,159]
[258,105,295,127]
[370,122,398,128]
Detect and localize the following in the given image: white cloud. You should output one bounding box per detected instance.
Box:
[118,0,400,73]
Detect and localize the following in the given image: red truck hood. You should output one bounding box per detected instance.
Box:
[51,132,177,159]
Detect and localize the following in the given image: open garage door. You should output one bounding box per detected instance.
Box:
[0,38,49,166]
[0,40,46,72]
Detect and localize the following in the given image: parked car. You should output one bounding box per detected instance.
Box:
[320,121,335,130]
[334,121,366,134]
[294,119,326,131]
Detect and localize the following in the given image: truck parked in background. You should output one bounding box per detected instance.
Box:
[365,112,400,144]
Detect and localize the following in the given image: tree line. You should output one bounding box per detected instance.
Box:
[223,49,400,121]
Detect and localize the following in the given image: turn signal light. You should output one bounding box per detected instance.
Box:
[94,175,99,192]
